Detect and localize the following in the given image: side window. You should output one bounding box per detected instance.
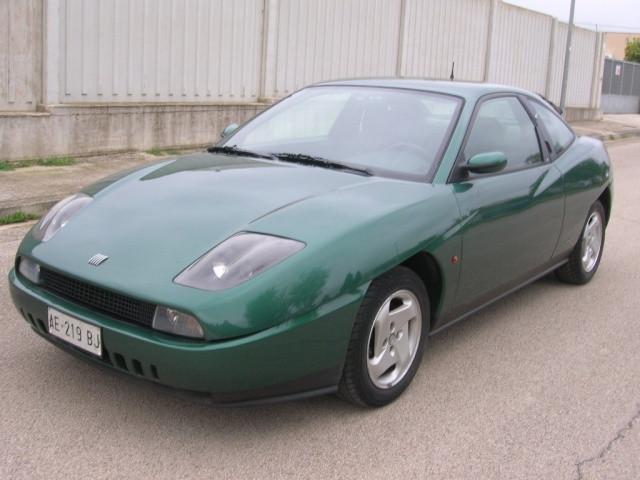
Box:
[464,96,543,173]
[528,100,574,156]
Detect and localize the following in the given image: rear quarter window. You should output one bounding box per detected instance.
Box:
[528,99,575,156]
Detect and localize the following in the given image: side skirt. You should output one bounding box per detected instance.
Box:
[429,259,568,336]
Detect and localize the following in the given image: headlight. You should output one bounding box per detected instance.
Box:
[174,233,305,291]
[33,193,93,242]
[153,306,204,339]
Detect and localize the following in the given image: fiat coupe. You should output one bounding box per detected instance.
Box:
[9,80,612,406]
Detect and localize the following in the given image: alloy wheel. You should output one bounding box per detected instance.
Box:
[581,211,603,273]
[366,289,422,389]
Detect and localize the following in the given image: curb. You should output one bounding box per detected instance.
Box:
[601,129,640,143]
[576,129,640,143]
[0,199,58,219]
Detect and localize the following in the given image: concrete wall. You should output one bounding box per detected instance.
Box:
[58,0,263,103]
[400,0,491,82]
[259,0,604,108]
[548,23,602,109]
[0,0,607,161]
[263,0,402,97]
[487,2,553,94]
[0,103,265,161]
[0,0,42,111]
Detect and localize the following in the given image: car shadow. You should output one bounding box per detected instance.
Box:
[25,272,570,436]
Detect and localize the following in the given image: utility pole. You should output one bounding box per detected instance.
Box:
[559,0,576,115]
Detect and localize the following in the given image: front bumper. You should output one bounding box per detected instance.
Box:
[9,269,361,403]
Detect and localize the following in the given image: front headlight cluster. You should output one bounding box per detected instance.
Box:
[33,193,93,242]
[24,193,303,339]
[174,232,305,291]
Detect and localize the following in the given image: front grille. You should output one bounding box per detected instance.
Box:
[39,268,156,327]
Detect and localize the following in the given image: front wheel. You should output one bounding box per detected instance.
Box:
[338,266,429,407]
[555,200,606,285]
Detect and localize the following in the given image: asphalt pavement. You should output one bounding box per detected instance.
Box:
[1,139,640,480]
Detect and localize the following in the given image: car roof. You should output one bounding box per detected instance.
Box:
[313,78,538,102]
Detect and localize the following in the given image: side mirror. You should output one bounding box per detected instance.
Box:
[466,151,507,174]
[220,123,239,139]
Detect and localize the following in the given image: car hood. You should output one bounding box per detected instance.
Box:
[27,153,376,303]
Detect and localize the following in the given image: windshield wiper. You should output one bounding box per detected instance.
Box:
[208,145,275,160]
[271,153,372,176]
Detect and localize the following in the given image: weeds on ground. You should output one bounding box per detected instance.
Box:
[0,157,76,171]
[145,148,186,157]
[0,212,39,225]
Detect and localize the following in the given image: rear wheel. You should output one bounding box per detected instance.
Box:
[555,200,606,285]
[338,266,429,407]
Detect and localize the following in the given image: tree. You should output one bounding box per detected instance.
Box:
[625,38,640,63]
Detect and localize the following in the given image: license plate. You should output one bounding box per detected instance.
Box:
[47,308,102,357]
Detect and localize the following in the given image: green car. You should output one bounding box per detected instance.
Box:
[9,80,612,407]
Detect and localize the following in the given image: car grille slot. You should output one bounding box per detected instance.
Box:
[39,268,156,327]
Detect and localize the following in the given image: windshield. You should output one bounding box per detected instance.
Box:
[223,86,462,180]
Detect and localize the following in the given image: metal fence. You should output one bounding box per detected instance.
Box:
[602,58,640,114]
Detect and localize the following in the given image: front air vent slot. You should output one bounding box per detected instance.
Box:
[109,352,158,380]
[113,353,128,371]
[132,359,144,376]
[36,318,47,333]
[23,310,46,333]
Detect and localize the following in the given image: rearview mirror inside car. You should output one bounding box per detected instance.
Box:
[466,151,508,174]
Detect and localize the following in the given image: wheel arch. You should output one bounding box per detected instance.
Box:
[400,251,443,331]
[598,186,612,226]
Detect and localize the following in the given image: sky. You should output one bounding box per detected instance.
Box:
[505,0,640,32]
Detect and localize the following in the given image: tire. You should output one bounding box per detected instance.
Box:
[555,200,606,285]
[338,266,429,407]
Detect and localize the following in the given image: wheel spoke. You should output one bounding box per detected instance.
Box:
[394,330,411,367]
[371,300,391,356]
[388,301,417,330]
[369,348,396,380]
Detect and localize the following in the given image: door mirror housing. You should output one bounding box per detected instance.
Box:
[220,123,239,139]
[466,151,508,174]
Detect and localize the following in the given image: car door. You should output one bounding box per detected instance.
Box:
[449,94,565,315]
